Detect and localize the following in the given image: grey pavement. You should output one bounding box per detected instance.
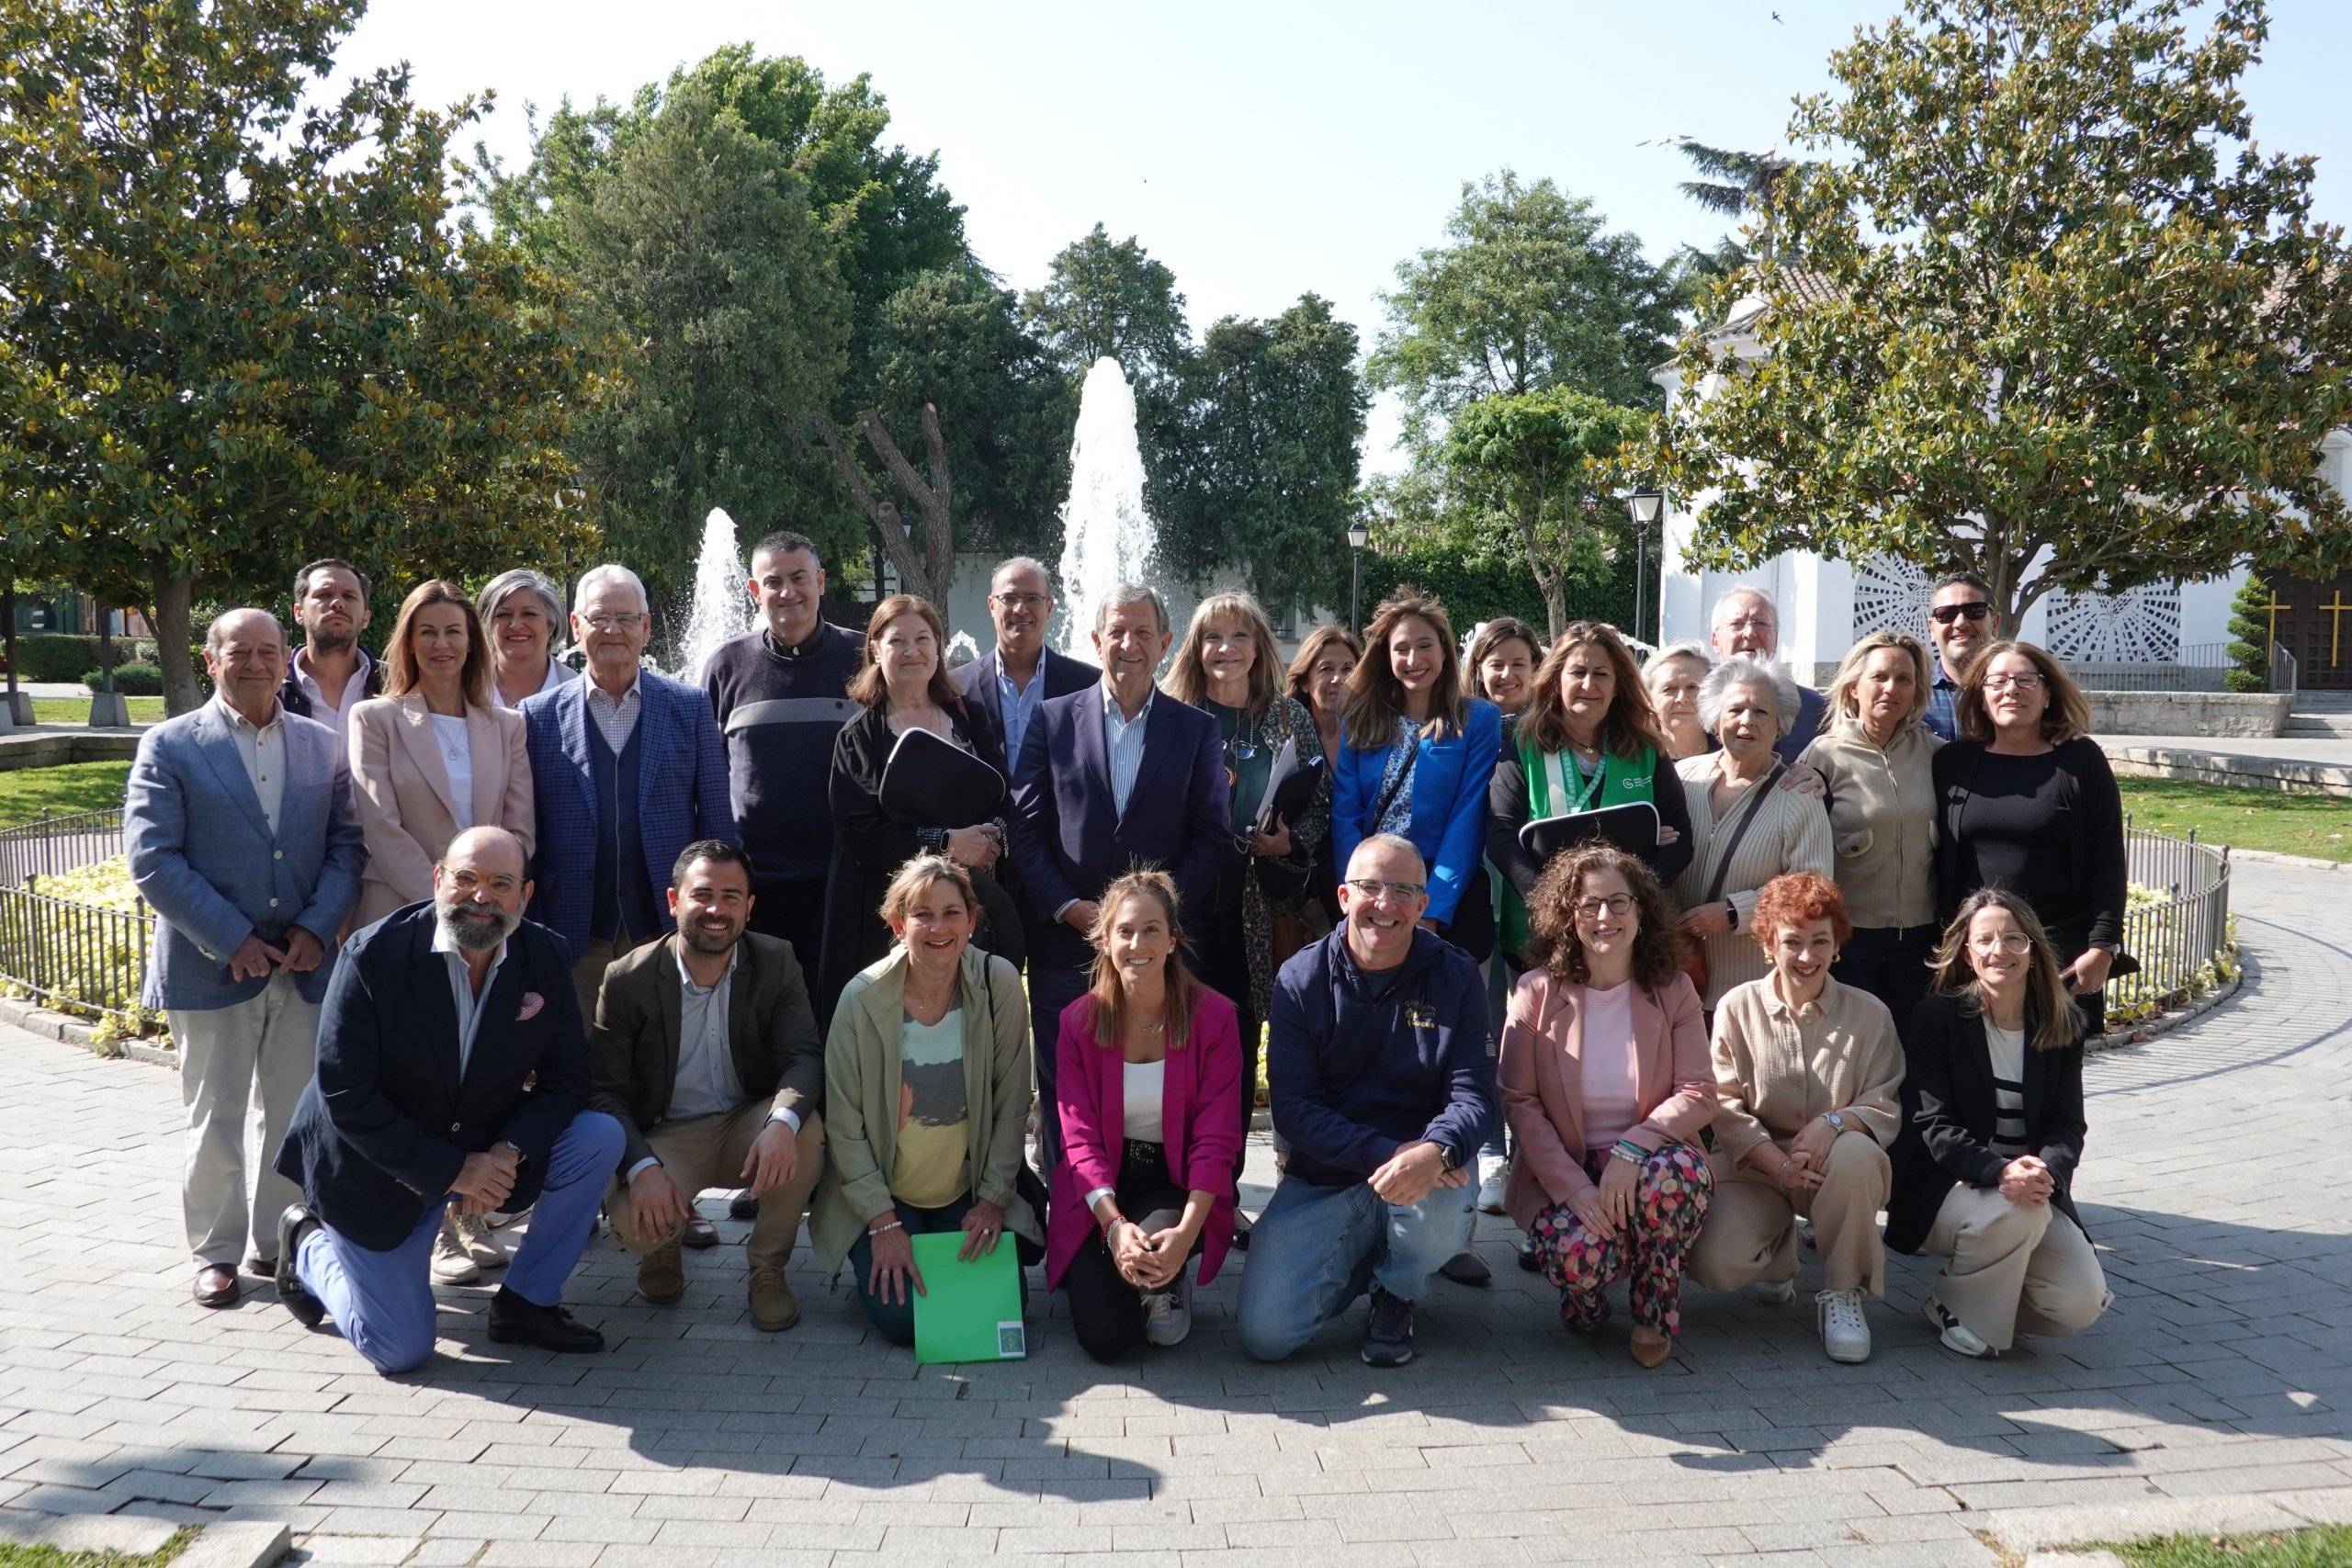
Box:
[4,858,2350,1566]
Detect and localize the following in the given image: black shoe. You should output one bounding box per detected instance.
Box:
[274,1205,325,1328]
[729,1194,760,1222]
[682,1213,719,1249]
[1362,1286,1415,1368]
[486,1288,605,1354]
[1516,1233,1542,1273]
[1231,1211,1252,1252]
[1438,1250,1490,1287]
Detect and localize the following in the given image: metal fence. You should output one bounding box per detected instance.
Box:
[2109,818,2234,1029]
[2075,640,2298,696]
[0,806,154,1026]
[0,806,126,886]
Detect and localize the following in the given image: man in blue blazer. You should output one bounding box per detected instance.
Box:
[273,826,626,1371]
[1010,583,1227,1170]
[126,609,365,1309]
[518,564,737,1023]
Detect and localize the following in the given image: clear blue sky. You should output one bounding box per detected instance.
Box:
[341,0,2352,471]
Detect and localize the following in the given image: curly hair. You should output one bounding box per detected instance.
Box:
[1521,844,1688,990]
[1749,871,1852,951]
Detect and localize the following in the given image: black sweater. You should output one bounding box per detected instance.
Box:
[701,624,865,886]
[1930,736,2126,955]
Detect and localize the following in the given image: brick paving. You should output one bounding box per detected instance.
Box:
[3,858,2349,1566]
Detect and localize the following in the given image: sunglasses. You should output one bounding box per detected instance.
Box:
[1928,602,1993,626]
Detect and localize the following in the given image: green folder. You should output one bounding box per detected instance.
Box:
[909,1231,1027,1364]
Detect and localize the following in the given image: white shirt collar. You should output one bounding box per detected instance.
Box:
[586,671,643,706]
[211,693,282,735]
[1101,682,1154,724]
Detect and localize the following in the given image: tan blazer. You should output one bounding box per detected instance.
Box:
[349,694,534,925]
[1497,966,1716,1231]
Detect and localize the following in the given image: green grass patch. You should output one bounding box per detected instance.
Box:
[0,761,132,825]
[2108,1524,2352,1567]
[30,696,165,725]
[2119,777,2352,863]
[0,1526,198,1568]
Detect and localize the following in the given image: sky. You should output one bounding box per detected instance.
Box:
[339,0,2352,474]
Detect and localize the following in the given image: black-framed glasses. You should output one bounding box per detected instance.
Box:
[1572,894,1635,919]
[1346,877,1427,903]
[1928,602,1993,626]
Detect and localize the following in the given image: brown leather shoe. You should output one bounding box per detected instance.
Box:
[638,1239,685,1304]
[1629,1326,1673,1369]
[682,1213,719,1250]
[194,1264,239,1308]
[748,1262,798,1333]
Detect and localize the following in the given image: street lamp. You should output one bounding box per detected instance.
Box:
[1346,519,1370,631]
[1627,490,1666,644]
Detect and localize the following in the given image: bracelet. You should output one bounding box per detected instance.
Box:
[1101,1213,1126,1239]
[868,1219,904,1237]
[1609,1139,1647,1165]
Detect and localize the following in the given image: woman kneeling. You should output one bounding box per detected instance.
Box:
[1888,889,2110,1358]
[1047,872,1245,1361]
[1499,846,1714,1367]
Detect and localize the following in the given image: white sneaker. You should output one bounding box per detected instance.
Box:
[1142,1276,1192,1348]
[429,1217,481,1285]
[1476,1156,1510,1214]
[1752,1275,1796,1306]
[447,1209,507,1270]
[1924,1293,1994,1359]
[1816,1287,1871,1363]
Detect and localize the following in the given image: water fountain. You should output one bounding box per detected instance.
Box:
[675,506,755,680]
[1056,357,1158,654]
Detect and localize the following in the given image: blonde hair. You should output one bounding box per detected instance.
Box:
[1342,589,1467,749]
[1082,870,1201,1052]
[876,853,976,931]
[1163,591,1282,716]
[382,580,490,707]
[1826,629,1932,728]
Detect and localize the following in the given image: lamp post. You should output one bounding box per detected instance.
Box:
[1627,490,1666,644]
[1346,519,1370,632]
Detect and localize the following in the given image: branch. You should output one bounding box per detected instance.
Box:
[811,412,923,592]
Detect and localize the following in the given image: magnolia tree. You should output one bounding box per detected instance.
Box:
[1648,0,2352,628]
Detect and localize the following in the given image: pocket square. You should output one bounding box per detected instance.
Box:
[516,992,545,1021]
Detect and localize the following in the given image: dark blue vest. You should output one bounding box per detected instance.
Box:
[588,715,657,943]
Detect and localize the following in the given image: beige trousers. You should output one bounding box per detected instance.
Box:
[1920,1183,2109,1351]
[605,1099,826,1269]
[173,972,319,1267]
[1689,1130,1892,1297]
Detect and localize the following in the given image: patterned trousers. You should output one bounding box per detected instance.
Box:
[1526,1143,1713,1337]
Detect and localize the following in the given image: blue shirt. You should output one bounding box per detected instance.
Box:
[995,660,1047,773]
[1103,684,1154,818]
[1924,672,1962,741]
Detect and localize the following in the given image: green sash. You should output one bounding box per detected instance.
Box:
[1498,739,1661,958]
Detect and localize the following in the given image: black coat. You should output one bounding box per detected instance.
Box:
[274,904,590,1250]
[1886,989,2089,1256]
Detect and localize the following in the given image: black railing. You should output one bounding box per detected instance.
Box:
[2075,640,2297,695]
[0,806,125,886]
[2108,819,2234,1030]
[0,873,155,1026]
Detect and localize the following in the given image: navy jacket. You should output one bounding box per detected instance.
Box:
[1266,926,1497,1186]
[274,904,591,1251]
[1009,686,1228,975]
[955,646,1101,754]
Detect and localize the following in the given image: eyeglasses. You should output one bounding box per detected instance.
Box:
[446,869,522,897]
[990,592,1049,610]
[1928,602,1993,626]
[1981,671,2043,692]
[1969,933,2032,955]
[1345,877,1427,903]
[1572,894,1635,919]
[581,614,645,633]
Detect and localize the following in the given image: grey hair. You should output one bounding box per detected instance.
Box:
[1698,654,1800,739]
[1348,831,1428,881]
[990,557,1057,594]
[1095,581,1168,635]
[572,563,649,615]
[475,569,568,651]
[204,607,284,657]
[1710,584,1780,627]
[1644,639,1713,678]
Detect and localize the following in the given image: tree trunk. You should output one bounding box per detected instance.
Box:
[151,564,203,716]
[811,406,956,604]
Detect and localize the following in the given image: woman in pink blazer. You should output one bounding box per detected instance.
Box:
[1499,843,1715,1368]
[1047,869,1244,1361]
[349,580,535,929]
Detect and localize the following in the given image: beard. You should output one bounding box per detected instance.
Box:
[305,621,357,655]
[680,919,740,957]
[436,899,519,954]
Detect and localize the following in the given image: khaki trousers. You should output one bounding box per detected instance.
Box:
[571,938,622,1031]
[1920,1184,2109,1351]
[1689,1130,1892,1297]
[605,1099,825,1269]
[172,972,319,1268]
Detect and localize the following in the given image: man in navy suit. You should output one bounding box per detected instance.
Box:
[273,826,626,1371]
[1010,583,1227,1170]
[126,608,364,1309]
[519,564,737,1023]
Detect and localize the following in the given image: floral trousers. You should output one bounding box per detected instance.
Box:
[1527,1143,1713,1337]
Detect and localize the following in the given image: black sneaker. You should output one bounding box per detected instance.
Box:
[1362,1286,1415,1367]
[274,1205,325,1328]
[1438,1251,1491,1287]
[1515,1233,1542,1272]
[486,1288,605,1354]
[729,1194,761,1222]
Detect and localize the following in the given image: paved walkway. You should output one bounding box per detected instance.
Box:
[4,860,2350,1567]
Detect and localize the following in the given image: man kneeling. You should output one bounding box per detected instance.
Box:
[273,826,624,1371]
[1237,835,1497,1366]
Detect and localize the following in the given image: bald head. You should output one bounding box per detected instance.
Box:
[434,827,531,954]
[202,608,288,726]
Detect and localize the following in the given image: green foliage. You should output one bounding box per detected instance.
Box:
[0,761,131,823]
[0,852,153,1023]
[2117,776,2349,863]
[85,663,161,695]
[2108,1525,2352,1568]
[2223,572,2274,693]
[1650,0,2352,629]
[0,1524,196,1568]
[0,0,599,715]
[6,635,137,683]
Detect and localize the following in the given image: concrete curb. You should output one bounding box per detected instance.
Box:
[0,1506,178,1556]
[2228,845,2351,873]
[1975,1485,2352,1554]
[2023,1553,2126,1568]
[2087,963,2243,1054]
[175,1520,292,1568]
[0,994,175,1066]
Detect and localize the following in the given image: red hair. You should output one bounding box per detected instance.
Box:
[1749,871,1852,951]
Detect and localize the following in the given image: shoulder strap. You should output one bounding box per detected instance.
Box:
[1700,758,1788,906]
[1370,733,1420,826]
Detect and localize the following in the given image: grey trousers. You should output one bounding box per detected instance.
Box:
[172,972,319,1268]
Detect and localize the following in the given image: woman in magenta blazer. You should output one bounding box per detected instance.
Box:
[1047,869,1244,1362]
[1499,844,1715,1368]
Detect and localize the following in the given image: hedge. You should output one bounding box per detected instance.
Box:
[85,663,164,695]
[3,634,150,682]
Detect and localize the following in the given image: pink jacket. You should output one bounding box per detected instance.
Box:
[1497,967,1715,1232]
[1046,984,1244,1290]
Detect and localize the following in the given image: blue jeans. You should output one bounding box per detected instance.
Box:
[1235,1174,1477,1361]
[846,1192,1031,1348]
[294,1111,625,1374]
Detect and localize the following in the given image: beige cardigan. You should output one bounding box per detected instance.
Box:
[348,695,534,925]
[808,943,1040,1271]
[1672,752,1834,1010]
[1797,716,1940,931]
[1707,975,1905,1167]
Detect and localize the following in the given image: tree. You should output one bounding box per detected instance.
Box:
[2224,573,2275,693]
[0,0,596,714]
[1443,391,1649,639]
[1649,0,2352,630]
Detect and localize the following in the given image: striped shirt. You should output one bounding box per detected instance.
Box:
[1671,753,1836,1010]
[1984,1020,2030,1156]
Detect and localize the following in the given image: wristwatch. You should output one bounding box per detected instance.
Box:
[1823,1111,1847,1134]
[1724,899,1738,930]
[1436,1143,1463,1175]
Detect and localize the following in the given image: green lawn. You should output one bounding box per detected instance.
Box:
[30,696,165,725]
[0,1528,195,1568]
[2119,777,2352,863]
[0,761,131,824]
[2109,1525,2352,1568]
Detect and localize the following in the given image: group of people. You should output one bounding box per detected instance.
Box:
[121,541,2120,1375]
